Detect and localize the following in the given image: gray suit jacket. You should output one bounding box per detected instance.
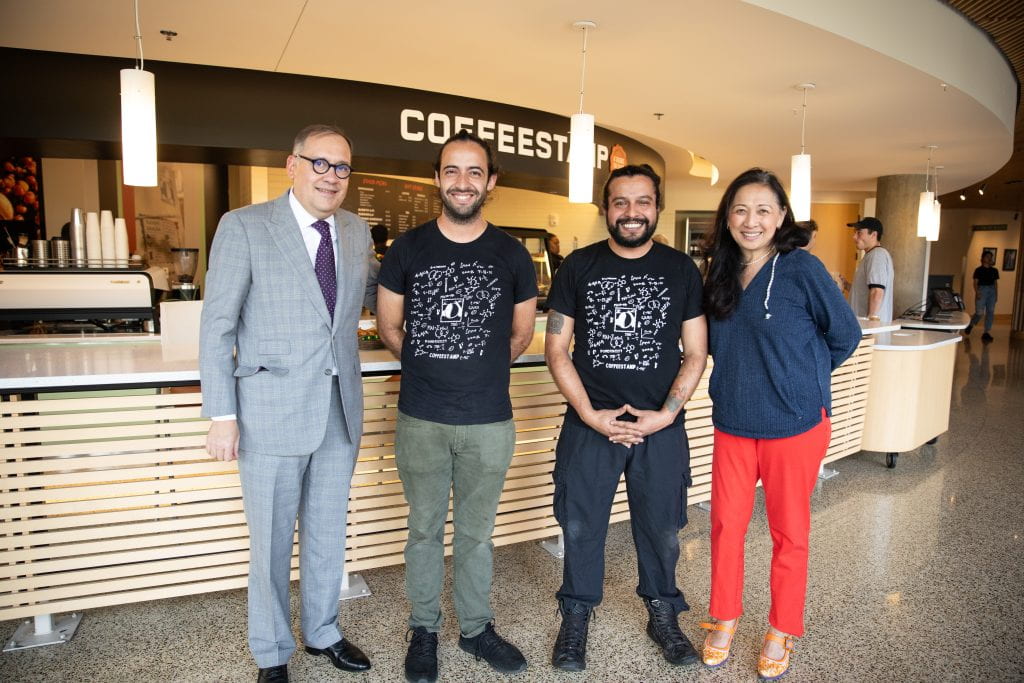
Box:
[199,191,378,454]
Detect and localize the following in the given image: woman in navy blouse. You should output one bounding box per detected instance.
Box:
[698,168,860,680]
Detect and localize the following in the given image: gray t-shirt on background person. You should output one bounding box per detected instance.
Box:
[849,245,894,322]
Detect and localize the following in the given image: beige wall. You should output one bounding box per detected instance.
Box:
[808,202,860,283]
[40,158,101,236]
[931,208,1021,315]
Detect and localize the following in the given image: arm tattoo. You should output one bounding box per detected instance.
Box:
[663,395,683,413]
[547,311,566,335]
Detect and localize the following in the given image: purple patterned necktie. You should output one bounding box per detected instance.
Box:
[311,220,337,320]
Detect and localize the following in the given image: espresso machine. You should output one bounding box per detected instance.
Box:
[0,269,159,335]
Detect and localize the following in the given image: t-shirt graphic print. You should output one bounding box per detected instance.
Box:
[407,260,501,360]
[585,273,671,371]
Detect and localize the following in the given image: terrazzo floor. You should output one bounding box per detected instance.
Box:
[3,326,1023,682]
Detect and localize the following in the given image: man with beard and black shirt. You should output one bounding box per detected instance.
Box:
[377,130,537,683]
[544,164,708,672]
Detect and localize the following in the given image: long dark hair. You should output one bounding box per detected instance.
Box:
[702,168,808,319]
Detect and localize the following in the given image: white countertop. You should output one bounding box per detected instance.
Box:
[0,334,547,391]
[858,319,902,334]
[871,328,963,351]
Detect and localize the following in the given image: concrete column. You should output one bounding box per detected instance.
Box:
[876,174,928,316]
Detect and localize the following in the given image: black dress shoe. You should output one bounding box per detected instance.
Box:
[257,664,288,682]
[305,638,372,672]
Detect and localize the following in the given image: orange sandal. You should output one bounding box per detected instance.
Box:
[698,620,737,668]
[757,631,795,680]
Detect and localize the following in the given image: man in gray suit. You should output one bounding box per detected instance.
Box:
[201,124,376,683]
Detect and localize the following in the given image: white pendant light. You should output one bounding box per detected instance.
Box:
[927,165,943,242]
[568,21,596,204]
[789,84,814,222]
[121,0,157,187]
[917,145,937,238]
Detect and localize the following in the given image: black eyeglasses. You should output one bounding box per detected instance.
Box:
[295,154,353,179]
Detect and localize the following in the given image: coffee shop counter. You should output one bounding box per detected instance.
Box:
[0,331,873,624]
[859,328,963,468]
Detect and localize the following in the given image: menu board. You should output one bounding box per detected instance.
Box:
[342,173,441,238]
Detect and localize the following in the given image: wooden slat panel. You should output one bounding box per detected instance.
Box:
[0,344,874,620]
[3,404,203,430]
[1,392,202,416]
[1,447,219,475]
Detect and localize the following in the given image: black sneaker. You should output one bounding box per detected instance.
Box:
[404,627,438,683]
[982,332,994,342]
[458,622,527,674]
[964,323,974,335]
[551,600,593,671]
[643,598,699,666]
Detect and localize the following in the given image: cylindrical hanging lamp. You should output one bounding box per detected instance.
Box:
[789,84,814,221]
[917,145,938,237]
[790,153,811,222]
[121,68,157,186]
[568,113,595,203]
[121,0,157,187]
[568,21,597,204]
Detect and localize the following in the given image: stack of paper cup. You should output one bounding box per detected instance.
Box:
[85,211,102,267]
[70,208,87,267]
[114,217,130,266]
[100,210,116,267]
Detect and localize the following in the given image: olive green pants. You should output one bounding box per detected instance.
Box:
[395,411,516,637]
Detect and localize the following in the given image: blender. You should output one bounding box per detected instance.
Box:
[170,247,200,300]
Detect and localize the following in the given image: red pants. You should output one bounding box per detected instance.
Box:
[709,413,830,636]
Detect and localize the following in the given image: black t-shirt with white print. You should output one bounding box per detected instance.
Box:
[378,220,538,425]
[546,240,704,427]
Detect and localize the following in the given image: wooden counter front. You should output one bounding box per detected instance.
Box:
[0,337,873,621]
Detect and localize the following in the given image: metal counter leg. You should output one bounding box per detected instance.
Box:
[338,569,371,601]
[540,532,565,559]
[4,612,83,652]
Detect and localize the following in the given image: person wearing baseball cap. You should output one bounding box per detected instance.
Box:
[845,217,894,322]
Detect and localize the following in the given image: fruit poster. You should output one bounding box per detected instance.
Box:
[0,156,44,237]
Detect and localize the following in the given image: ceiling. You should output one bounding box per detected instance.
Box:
[1,0,1020,208]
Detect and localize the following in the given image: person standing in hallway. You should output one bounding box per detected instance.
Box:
[377,130,536,683]
[699,168,861,680]
[200,124,377,683]
[965,250,999,341]
[545,164,708,672]
[844,217,894,323]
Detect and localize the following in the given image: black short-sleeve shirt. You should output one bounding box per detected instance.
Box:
[546,240,704,425]
[378,221,538,424]
[974,265,999,287]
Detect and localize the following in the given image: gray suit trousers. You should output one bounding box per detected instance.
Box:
[237,381,356,668]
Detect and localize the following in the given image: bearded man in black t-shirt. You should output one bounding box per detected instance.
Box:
[377,131,537,683]
[545,164,708,672]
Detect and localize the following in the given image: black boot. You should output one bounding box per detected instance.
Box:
[551,600,593,671]
[643,598,698,666]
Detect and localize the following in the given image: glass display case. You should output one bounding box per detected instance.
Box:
[675,210,715,266]
[500,226,552,308]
